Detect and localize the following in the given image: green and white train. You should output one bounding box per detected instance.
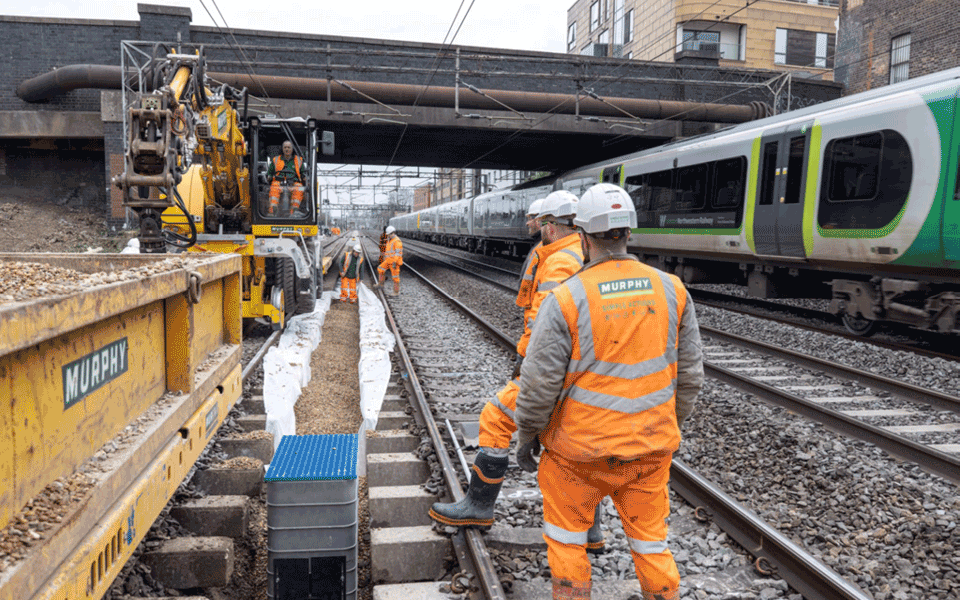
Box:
[555,66,960,335]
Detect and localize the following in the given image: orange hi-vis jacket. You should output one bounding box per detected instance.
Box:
[518,257,702,462]
[516,241,543,309]
[380,237,403,267]
[515,234,583,357]
[272,155,303,182]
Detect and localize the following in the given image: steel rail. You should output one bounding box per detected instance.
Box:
[702,326,960,414]
[404,261,873,598]
[705,361,960,485]
[689,288,960,363]
[241,329,282,382]
[670,460,871,600]
[402,239,524,277]
[361,252,507,600]
[404,248,516,294]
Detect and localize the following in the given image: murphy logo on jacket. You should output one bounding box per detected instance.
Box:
[597,277,653,298]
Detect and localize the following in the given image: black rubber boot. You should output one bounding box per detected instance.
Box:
[429,452,508,528]
[586,503,606,554]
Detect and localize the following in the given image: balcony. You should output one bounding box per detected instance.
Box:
[678,39,742,61]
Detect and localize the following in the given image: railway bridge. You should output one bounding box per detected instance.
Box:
[0,3,842,222]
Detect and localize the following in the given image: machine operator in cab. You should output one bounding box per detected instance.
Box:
[266,141,308,217]
[515,183,704,600]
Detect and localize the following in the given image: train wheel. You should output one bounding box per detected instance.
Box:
[842,313,877,336]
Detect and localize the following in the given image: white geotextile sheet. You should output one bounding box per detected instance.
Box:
[263,292,335,450]
[356,281,396,433]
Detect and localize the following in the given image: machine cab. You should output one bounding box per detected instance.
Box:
[248,117,319,230]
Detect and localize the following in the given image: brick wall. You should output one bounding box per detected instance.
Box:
[836,0,960,94]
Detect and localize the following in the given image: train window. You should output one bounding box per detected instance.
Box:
[712,157,746,208]
[784,135,807,205]
[818,130,912,230]
[647,170,675,212]
[676,164,708,211]
[826,132,882,202]
[624,174,647,211]
[954,160,960,200]
[759,141,779,206]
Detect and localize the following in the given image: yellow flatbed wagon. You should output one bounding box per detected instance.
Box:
[0,252,242,600]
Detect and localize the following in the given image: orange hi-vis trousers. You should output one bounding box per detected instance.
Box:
[340,277,358,302]
[478,378,519,449]
[539,450,680,600]
[269,180,304,215]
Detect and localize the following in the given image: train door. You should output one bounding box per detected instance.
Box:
[601,164,623,186]
[753,122,813,257]
[944,88,960,263]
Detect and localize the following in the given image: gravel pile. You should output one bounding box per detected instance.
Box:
[0,255,218,305]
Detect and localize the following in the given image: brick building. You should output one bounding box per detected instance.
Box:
[435,168,467,205]
[413,184,433,212]
[835,0,960,95]
[567,0,838,78]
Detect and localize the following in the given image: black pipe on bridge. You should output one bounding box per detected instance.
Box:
[17,64,771,123]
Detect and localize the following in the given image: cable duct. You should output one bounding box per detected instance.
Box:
[17,64,771,123]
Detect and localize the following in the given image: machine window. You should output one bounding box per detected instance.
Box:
[954,160,960,200]
[783,135,807,205]
[758,141,779,206]
[712,157,746,208]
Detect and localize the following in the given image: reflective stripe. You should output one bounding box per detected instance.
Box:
[487,398,515,421]
[544,522,589,545]
[538,281,561,292]
[627,537,669,555]
[657,270,679,352]
[559,248,584,266]
[566,268,680,382]
[566,379,677,414]
[522,273,535,281]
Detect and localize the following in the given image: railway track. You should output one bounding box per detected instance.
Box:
[382,256,869,599]
[405,248,960,599]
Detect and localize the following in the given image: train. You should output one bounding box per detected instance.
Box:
[392,66,960,335]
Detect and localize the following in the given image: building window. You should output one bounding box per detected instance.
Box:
[682,30,721,53]
[590,1,600,32]
[568,22,577,52]
[775,28,835,68]
[890,34,911,84]
[612,0,624,45]
[598,29,609,45]
[624,10,633,43]
[626,51,633,60]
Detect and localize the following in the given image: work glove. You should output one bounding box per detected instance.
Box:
[516,436,541,473]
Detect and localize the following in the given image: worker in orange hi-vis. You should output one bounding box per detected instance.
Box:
[331,226,341,236]
[429,190,608,553]
[379,226,390,264]
[266,141,307,217]
[516,198,545,313]
[338,243,363,304]
[514,183,704,600]
[377,226,403,296]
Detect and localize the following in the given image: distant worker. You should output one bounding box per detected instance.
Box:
[516,199,545,313]
[332,227,341,236]
[379,226,390,264]
[377,225,403,296]
[515,183,704,600]
[338,243,364,304]
[266,141,308,217]
[429,190,606,553]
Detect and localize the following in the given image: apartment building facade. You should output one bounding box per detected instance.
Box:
[567,0,839,78]
[835,0,960,94]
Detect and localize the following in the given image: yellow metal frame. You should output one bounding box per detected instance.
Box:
[0,253,242,600]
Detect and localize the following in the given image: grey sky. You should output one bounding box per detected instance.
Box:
[0,1,567,53]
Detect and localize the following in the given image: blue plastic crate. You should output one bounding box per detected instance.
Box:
[266,434,358,481]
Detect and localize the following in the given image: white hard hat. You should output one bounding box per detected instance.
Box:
[574,184,637,234]
[385,225,396,235]
[526,198,544,218]
[353,243,362,252]
[538,190,579,223]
